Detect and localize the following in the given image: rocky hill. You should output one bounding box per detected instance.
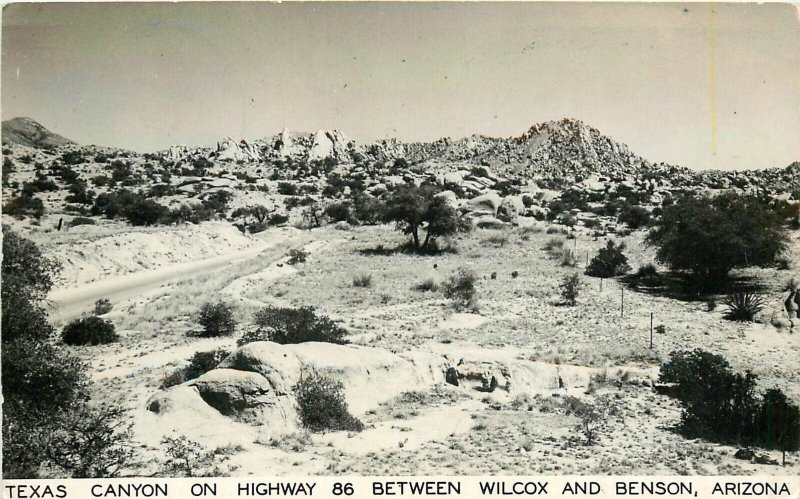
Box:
[155,119,683,179]
[2,117,76,149]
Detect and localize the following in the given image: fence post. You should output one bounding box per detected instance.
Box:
[650,312,654,349]
[621,287,624,318]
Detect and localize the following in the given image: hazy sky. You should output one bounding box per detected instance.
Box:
[2,2,799,170]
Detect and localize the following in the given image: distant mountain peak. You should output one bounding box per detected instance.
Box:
[2,117,75,149]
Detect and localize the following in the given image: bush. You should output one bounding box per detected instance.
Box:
[3,196,45,219]
[722,292,765,322]
[632,264,660,287]
[618,205,651,229]
[352,273,372,288]
[277,182,298,195]
[586,240,631,278]
[69,217,96,227]
[560,273,583,306]
[287,248,308,264]
[160,435,215,477]
[269,213,289,226]
[62,316,118,346]
[197,302,236,337]
[295,374,364,432]
[647,193,788,292]
[44,404,132,478]
[442,268,478,310]
[94,298,113,315]
[161,348,231,388]
[415,278,439,292]
[659,349,759,443]
[239,306,348,346]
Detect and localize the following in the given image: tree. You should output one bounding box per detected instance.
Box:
[382,184,459,252]
[197,302,237,337]
[1,227,92,478]
[647,193,788,292]
[756,389,800,465]
[586,240,631,278]
[44,404,133,478]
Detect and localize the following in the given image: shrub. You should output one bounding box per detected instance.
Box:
[632,264,660,287]
[563,396,608,445]
[325,202,353,223]
[295,374,364,433]
[352,273,372,288]
[162,348,231,388]
[659,349,759,442]
[647,193,788,292]
[618,205,651,229]
[3,196,45,219]
[287,248,309,264]
[94,298,113,315]
[277,182,298,195]
[559,248,578,267]
[197,302,236,337]
[239,306,348,346]
[560,273,583,306]
[268,213,289,226]
[586,240,631,278]
[44,404,132,478]
[543,238,565,251]
[69,217,96,227]
[62,316,118,346]
[442,268,478,310]
[160,435,215,477]
[722,292,764,322]
[415,278,439,292]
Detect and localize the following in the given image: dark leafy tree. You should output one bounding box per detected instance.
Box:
[382,184,459,252]
[44,404,133,478]
[647,193,788,292]
[586,240,631,278]
[755,389,800,465]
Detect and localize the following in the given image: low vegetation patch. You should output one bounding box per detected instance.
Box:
[196,302,237,337]
[442,268,478,311]
[295,374,364,433]
[239,306,348,346]
[62,316,118,346]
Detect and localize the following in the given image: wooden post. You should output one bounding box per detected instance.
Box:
[621,287,624,318]
[650,312,654,349]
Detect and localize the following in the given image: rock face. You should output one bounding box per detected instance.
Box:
[215,137,261,162]
[146,341,446,435]
[465,192,503,216]
[497,195,526,222]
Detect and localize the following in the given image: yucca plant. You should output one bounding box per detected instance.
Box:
[722,292,765,322]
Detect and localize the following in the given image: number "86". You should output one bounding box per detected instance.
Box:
[332,483,354,496]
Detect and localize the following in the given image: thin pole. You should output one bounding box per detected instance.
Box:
[650,312,654,349]
[621,287,624,318]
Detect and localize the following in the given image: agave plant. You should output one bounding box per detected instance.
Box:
[722,292,765,322]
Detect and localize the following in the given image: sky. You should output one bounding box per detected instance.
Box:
[2,2,799,170]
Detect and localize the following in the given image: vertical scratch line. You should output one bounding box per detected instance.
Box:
[708,3,718,156]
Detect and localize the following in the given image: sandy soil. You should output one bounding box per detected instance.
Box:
[40,222,800,477]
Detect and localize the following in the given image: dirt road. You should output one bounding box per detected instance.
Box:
[46,234,309,323]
